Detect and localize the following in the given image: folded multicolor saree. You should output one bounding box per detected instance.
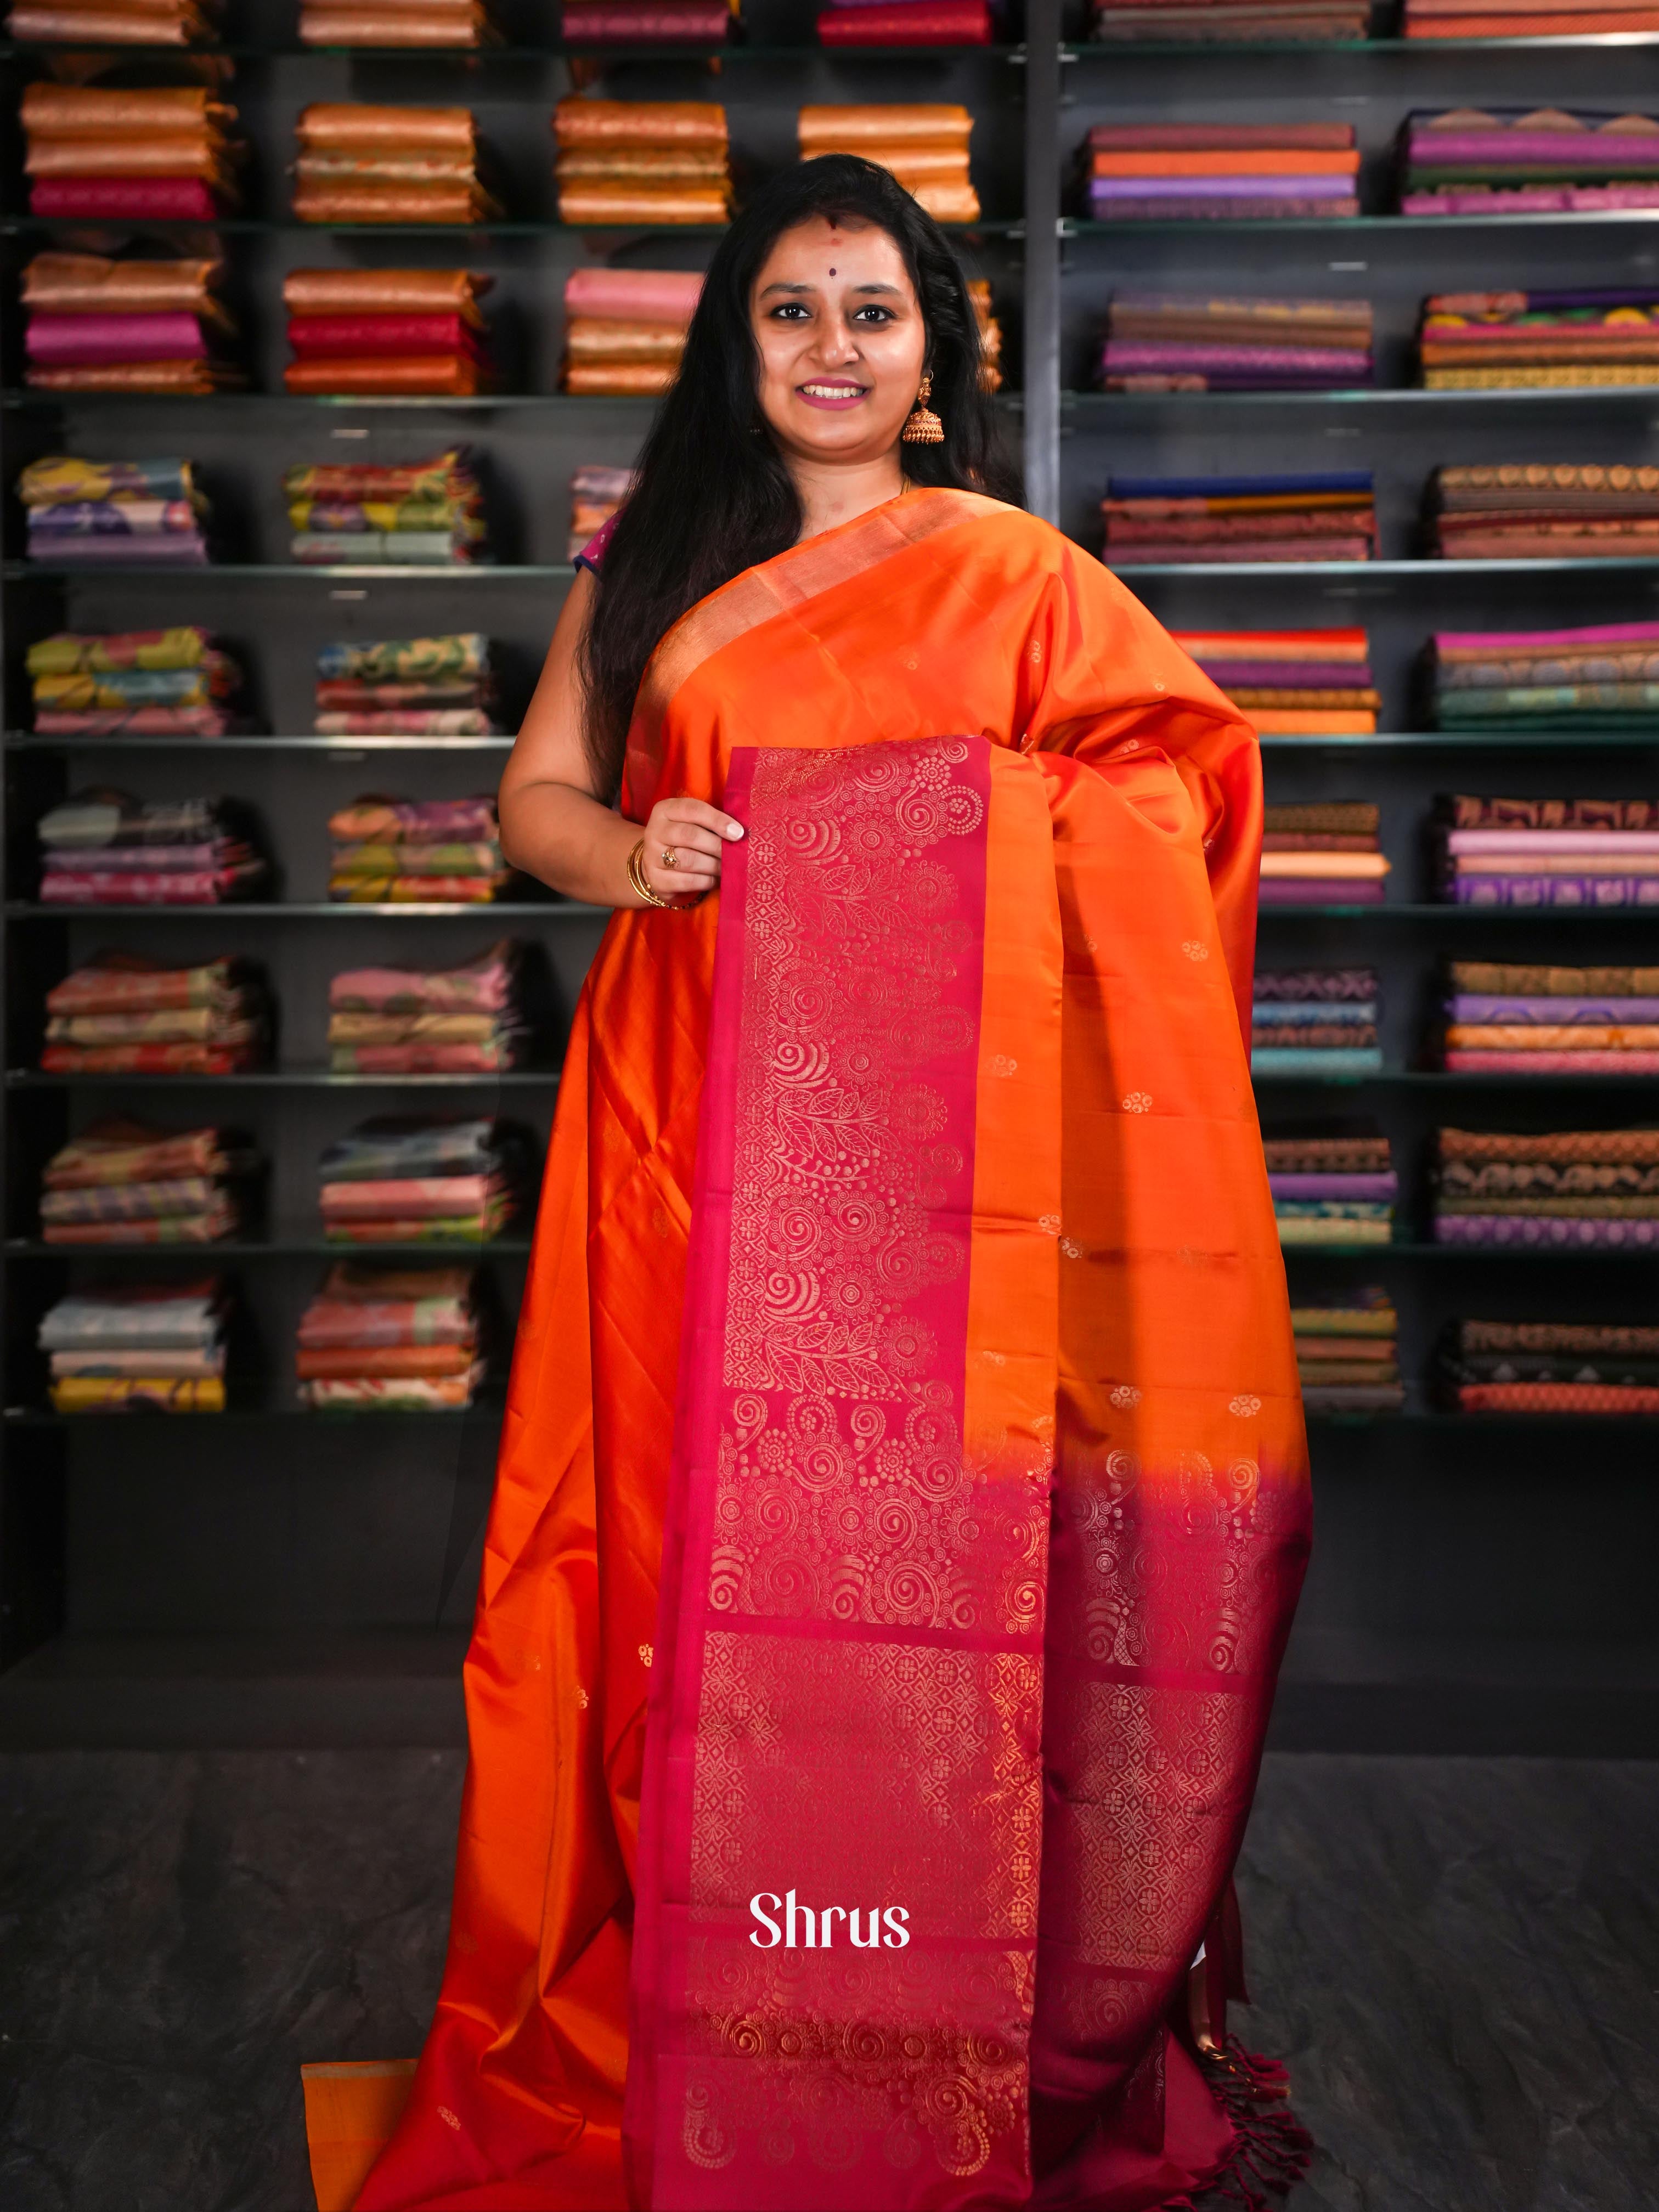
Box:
[313,489,1310,2212]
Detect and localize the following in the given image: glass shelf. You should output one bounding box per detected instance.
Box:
[1260,730,1659,749]
[1254,1069,1659,1084]
[5,1068,563,1087]
[2,391,656,413]
[1,216,1022,240]
[1063,31,1659,52]
[1068,211,1659,236]
[7,733,518,753]
[5,1232,532,1258]
[1256,902,1656,918]
[6,901,603,919]
[3,1398,502,1424]
[0,39,1025,62]
[1066,387,1659,412]
[1111,556,1659,579]
[4,562,575,582]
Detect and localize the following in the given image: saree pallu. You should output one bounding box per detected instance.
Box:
[328,489,1310,2212]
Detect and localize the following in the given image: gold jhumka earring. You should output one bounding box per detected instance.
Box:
[901,374,944,444]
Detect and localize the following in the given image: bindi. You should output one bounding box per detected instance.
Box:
[828,267,836,276]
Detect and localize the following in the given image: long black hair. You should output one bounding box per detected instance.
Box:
[578,153,1022,794]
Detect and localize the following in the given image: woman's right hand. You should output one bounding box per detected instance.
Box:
[635,794,746,906]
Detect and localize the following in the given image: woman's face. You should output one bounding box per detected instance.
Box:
[749,213,929,466]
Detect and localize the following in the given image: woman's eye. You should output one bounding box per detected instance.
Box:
[853,306,894,324]
[771,303,810,321]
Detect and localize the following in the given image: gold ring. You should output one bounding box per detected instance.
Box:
[661,845,678,869]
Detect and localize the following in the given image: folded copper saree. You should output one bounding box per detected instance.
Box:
[300,0,498,41]
[283,264,492,317]
[312,488,1313,2212]
[797,104,980,220]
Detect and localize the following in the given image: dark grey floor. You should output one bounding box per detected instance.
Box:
[1,1753,1655,2212]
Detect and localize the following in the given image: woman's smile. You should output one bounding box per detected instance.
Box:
[797,379,870,408]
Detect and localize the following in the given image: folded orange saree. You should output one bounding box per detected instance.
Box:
[556,185,729,224]
[798,101,973,148]
[294,185,501,224]
[296,103,479,150]
[283,266,492,318]
[552,97,729,146]
[562,362,678,393]
[21,82,227,132]
[22,251,225,315]
[317,489,1309,2212]
[283,354,487,393]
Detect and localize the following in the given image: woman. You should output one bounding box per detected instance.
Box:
[304,154,1313,2212]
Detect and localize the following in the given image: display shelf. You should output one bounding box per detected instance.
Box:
[1252,1070,1659,1087]
[6,1068,563,1088]
[1255,904,1659,919]
[5,901,605,919]
[1111,557,1659,579]
[0,40,1029,62]
[1066,211,1659,234]
[2,217,1025,240]
[5,1232,533,1259]
[1065,387,1659,412]
[1063,31,1659,50]
[4,562,577,583]
[4,733,520,752]
[2,392,660,413]
[1257,731,1659,751]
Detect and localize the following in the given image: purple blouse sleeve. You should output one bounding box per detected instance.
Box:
[575,511,619,576]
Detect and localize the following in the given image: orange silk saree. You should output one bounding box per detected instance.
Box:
[305,488,1312,2212]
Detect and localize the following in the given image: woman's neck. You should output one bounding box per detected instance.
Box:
[785,449,908,544]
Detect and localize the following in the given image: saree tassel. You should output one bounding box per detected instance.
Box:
[1193,2035,1316,2211]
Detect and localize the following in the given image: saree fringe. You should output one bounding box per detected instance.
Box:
[1173,2039,1315,2211]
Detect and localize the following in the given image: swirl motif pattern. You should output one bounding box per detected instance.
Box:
[670,739,1045,2194]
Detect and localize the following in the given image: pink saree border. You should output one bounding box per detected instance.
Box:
[627,736,1053,2210]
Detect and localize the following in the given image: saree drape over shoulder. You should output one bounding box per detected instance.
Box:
[311,489,1312,2212]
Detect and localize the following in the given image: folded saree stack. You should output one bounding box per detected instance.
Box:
[1438,1319,1659,1415]
[1260,803,1389,904]
[27,627,247,738]
[283,267,496,398]
[1418,288,1659,391]
[1438,959,1659,1072]
[1429,618,1659,729]
[561,0,731,38]
[296,1260,485,1408]
[21,252,242,396]
[43,953,270,1073]
[23,83,245,222]
[797,106,979,223]
[1405,0,1659,32]
[40,1277,228,1412]
[315,631,498,736]
[568,464,629,557]
[8,0,219,40]
[1102,293,1374,391]
[37,791,267,905]
[292,104,500,225]
[282,448,487,566]
[552,100,731,225]
[328,797,507,903]
[19,456,209,569]
[1173,625,1378,731]
[1252,966,1382,1076]
[1104,473,1376,565]
[1265,1122,1396,1245]
[1429,462,1659,560]
[817,0,992,44]
[319,1116,529,1240]
[1435,793,1659,908]
[1434,1125,1659,1250]
[300,0,500,44]
[1089,0,1368,40]
[40,1118,255,1245]
[1400,108,1659,216]
[561,267,702,395]
[1293,1290,1404,1413]
[1084,121,1359,221]
[328,942,531,1071]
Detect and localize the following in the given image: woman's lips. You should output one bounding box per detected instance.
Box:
[797,380,869,411]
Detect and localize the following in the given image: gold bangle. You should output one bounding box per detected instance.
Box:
[627,836,674,909]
